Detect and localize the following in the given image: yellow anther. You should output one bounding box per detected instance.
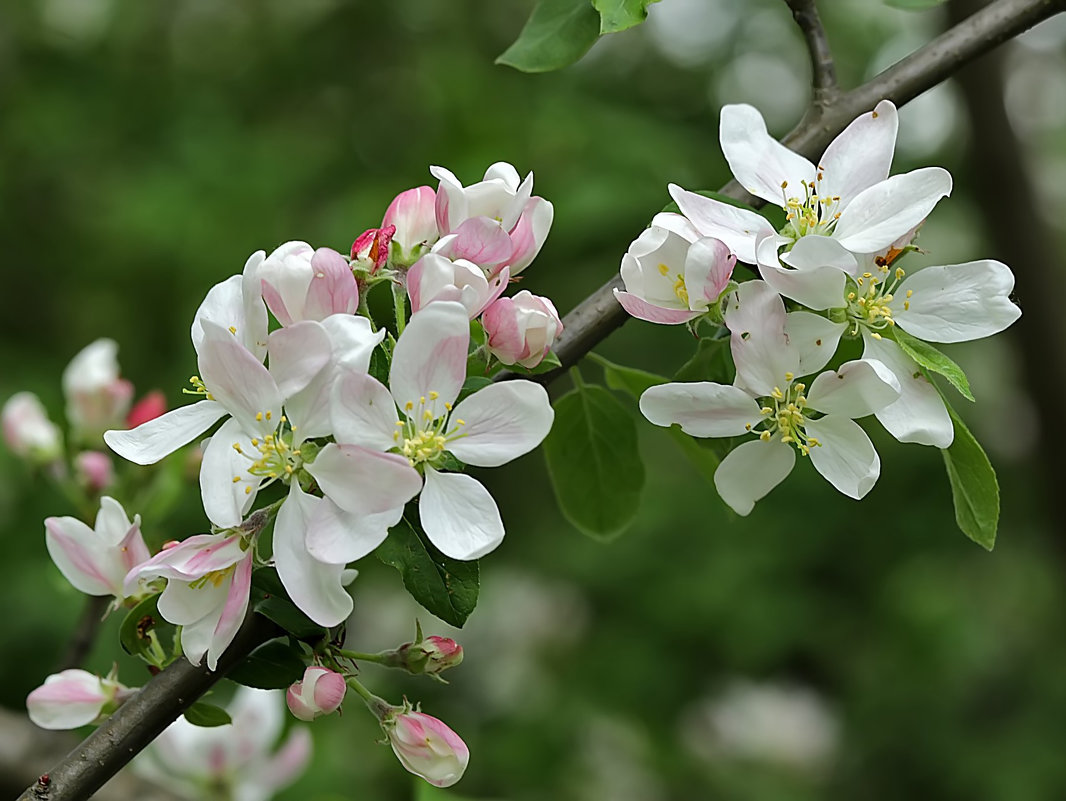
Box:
[232,443,243,453]
[285,465,293,474]
[228,325,237,335]
[456,419,466,426]
[760,406,773,415]
[429,391,439,400]
[760,431,772,442]
[396,421,405,427]
[280,415,287,423]
[863,272,872,279]
[244,486,252,495]
[808,438,821,448]
[847,292,856,301]
[896,267,906,280]
[657,262,670,276]
[906,289,913,298]
[266,411,272,421]
[424,410,433,420]
[871,332,882,340]
[903,301,910,311]
[784,372,794,381]
[445,402,453,411]
[232,476,241,483]
[255,412,263,422]
[405,401,414,411]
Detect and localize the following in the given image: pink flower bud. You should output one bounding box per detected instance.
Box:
[73,450,114,493]
[258,242,359,326]
[351,225,395,274]
[286,666,347,721]
[385,707,470,788]
[482,290,563,369]
[421,636,464,674]
[2,391,62,461]
[126,390,167,428]
[27,669,133,730]
[383,186,439,262]
[407,253,508,319]
[62,339,134,438]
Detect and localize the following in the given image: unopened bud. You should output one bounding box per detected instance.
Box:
[2,392,62,462]
[383,704,469,788]
[26,669,133,730]
[286,666,347,721]
[74,451,114,493]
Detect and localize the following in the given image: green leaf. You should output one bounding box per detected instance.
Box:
[183,702,232,728]
[885,0,947,9]
[496,0,601,73]
[593,0,660,33]
[941,401,999,550]
[665,427,723,485]
[508,350,563,376]
[673,336,734,383]
[119,593,175,666]
[228,639,307,689]
[250,568,329,640]
[376,517,480,628]
[588,352,666,398]
[543,380,644,540]
[893,327,974,401]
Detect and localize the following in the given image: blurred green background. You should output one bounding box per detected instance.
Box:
[2,0,1065,799]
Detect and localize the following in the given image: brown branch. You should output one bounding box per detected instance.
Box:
[785,0,838,103]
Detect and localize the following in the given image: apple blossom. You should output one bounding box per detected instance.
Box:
[383,185,439,264]
[2,391,62,461]
[286,666,347,721]
[62,339,133,439]
[27,669,134,730]
[614,216,736,324]
[482,290,563,369]
[73,450,114,493]
[45,495,149,600]
[328,301,554,560]
[254,241,359,327]
[125,532,254,670]
[407,252,509,318]
[639,281,901,514]
[383,705,470,788]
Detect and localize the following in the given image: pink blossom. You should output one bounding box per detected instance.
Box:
[2,391,61,460]
[73,450,115,493]
[127,390,167,428]
[482,291,563,369]
[286,666,347,721]
[385,707,470,787]
[62,339,134,438]
[27,669,134,730]
[383,186,438,263]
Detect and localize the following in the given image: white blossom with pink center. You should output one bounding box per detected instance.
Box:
[27,669,134,730]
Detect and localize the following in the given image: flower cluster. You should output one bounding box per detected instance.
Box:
[619,101,1020,515]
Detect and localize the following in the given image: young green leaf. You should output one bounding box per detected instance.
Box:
[376,517,480,628]
[183,702,232,728]
[119,593,175,667]
[941,401,999,550]
[543,379,644,540]
[893,327,974,401]
[588,352,667,398]
[593,0,661,33]
[228,639,307,689]
[496,0,601,73]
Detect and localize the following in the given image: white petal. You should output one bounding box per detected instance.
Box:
[780,234,858,276]
[639,382,763,437]
[894,260,1021,343]
[723,280,797,396]
[818,100,898,207]
[713,438,795,516]
[684,237,736,309]
[805,415,881,499]
[305,443,422,515]
[268,321,332,399]
[104,400,225,465]
[158,575,230,627]
[330,368,400,451]
[323,314,386,371]
[806,358,900,418]
[390,301,469,411]
[447,381,554,467]
[305,496,400,565]
[784,312,847,376]
[650,211,700,241]
[668,184,775,264]
[832,167,952,253]
[419,469,504,560]
[197,320,282,435]
[192,275,243,352]
[862,334,953,448]
[273,485,355,627]
[199,418,262,528]
[719,104,817,206]
[177,608,217,668]
[206,554,253,671]
[760,236,848,311]
[44,517,115,596]
[94,496,133,546]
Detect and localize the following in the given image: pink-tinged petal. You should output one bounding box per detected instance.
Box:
[720,104,817,206]
[447,380,554,467]
[419,469,504,560]
[258,241,314,324]
[27,670,111,730]
[45,517,115,596]
[650,211,700,241]
[302,247,358,321]
[614,290,700,324]
[198,320,282,435]
[104,400,225,465]
[441,217,513,269]
[780,234,859,276]
[260,280,295,327]
[713,438,795,516]
[157,572,232,627]
[305,494,400,564]
[407,252,466,312]
[806,359,901,418]
[94,495,134,546]
[118,520,151,575]
[685,237,736,307]
[862,333,953,448]
[199,418,262,528]
[384,186,439,252]
[506,197,554,275]
[389,301,470,410]
[805,415,881,499]
[895,260,1020,343]
[268,321,332,399]
[305,443,422,515]
[669,184,775,264]
[723,280,797,397]
[429,165,467,233]
[258,728,313,794]
[331,368,401,451]
[784,312,847,376]
[818,100,899,207]
[639,382,763,438]
[832,167,952,253]
[388,709,470,788]
[207,552,253,671]
[129,534,246,590]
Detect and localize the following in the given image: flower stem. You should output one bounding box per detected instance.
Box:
[335,647,390,664]
[345,675,393,722]
[392,281,408,336]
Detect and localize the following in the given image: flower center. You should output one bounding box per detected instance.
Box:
[754,375,821,456]
[393,391,467,469]
[845,265,910,339]
[231,415,302,492]
[657,262,689,306]
[779,174,842,241]
[188,563,235,590]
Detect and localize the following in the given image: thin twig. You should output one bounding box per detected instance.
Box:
[785,0,838,102]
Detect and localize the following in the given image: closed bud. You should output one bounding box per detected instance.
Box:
[74,450,114,493]
[286,666,347,721]
[62,339,133,440]
[27,669,133,730]
[383,186,439,265]
[482,290,563,369]
[126,390,167,428]
[383,704,469,788]
[2,392,62,462]
[390,635,464,678]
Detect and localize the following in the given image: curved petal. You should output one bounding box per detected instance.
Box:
[322,314,387,372]
[198,320,281,436]
[713,438,795,516]
[27,671,108,730]
[506,197,553,275]
[303,247,359,321]
[104,400,225,465]
[443,217,513,268]
[390,301,470,410]
[784,312,847,376]
[447,381,554,467]
[199,418,263,528]
[639,382,763,438]
[780,234,858,276]
[192,275,244,352]
[818,100,898,207]
[719,104,816,206]
[419,469,504,560]
[895,260,1021,343]
[650,211,700,241]
[157,574,231,628]
[45,517,115,596]
[862,334,953,448]
[305,443,422,515]
[268,321,332,399]
[723,279,796,396]
[304,495,400,565]
[94,496,134,546]
[177,604,218,668]
[805,415,881,500]
[614,290,700,324]
[685,237,736,307]
[832,167,952,253]
[760,237,848,311]
[668,184,775,264]
[806,358,900,418]
[207,553,253,671]
[330,368,400,451]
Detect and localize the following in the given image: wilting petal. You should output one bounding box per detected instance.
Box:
[198,321,282,436]
[806,358,900,418]
[614,290,700,324]
[669,184,775,264]
[305,443,422,515]
[805,415,881,499]
[639,382,763,438]
[862,334,953,448]
[724,280,796,396]
[713,438,795,516]
[389,301,469,410]
[832,167,952,253]
[447,381,554,467]
[818,100,898,207]
[104,400,225,465]
[268,321,332,399]
[784,312,847,376]
[330,369,400,451]
[419,469,504,560]
[719,104,817,205]
[199,418,262,528]
[894,260,1021,343]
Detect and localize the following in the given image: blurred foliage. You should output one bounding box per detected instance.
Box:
[2,0,1066,800]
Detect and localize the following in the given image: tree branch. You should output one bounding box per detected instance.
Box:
[785,0,838,102]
